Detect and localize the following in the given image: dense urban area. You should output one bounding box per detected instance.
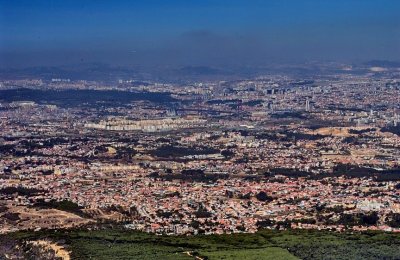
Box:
[1,65,400,258]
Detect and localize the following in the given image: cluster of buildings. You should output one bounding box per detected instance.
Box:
[84,117,206,132]
[0,71,399,234]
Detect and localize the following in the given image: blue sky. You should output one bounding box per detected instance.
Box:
[1,0,399,68]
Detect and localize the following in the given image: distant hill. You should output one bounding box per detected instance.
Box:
[177,66,223,75]
[0,88,176,107]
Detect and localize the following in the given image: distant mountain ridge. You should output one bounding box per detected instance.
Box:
[364,60,400,68]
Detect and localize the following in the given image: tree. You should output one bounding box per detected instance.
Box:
[256,191,273,202]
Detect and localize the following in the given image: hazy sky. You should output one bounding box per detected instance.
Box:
[1,0,400,68]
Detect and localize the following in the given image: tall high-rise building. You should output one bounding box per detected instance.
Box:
[305,99,310,112]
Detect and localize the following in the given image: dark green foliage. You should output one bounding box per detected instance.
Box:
[0,144,15,155]
[115,147,137,159]
[310,164,400,181]
[256,131,325,141]
[255,191,273,202]
[3,212,20,221]
[161,169,228,183]
[283,132,326,141]
[194,207,212,218]
[33,199,85,216]
[181,169,204,176]
[0,88,176,108]
[386,213,400,228]
[242,100,263,106]
[221,149,235,158]
[256,219,274,228]
[206,99,240,105]
[271,111,308,119]
[342,136,360,144]
[265,167,311,178]
[151,145,219,158]
[381,125,400,136]
[0,186,46,197]
[337,212,379,226]
[157,210,173,218]
[348,128,376,134]
[4,228,400,260]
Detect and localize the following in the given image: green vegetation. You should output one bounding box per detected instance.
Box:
[203,247,297,260]
[263,164,400,182]
[0,186,46,197]
[33,199,86,217]
[0,88,176,108]
[5,228,400,260]
[151,145,219,158]
[381,125,400,136]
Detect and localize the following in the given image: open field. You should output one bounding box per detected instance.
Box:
[0,203,92,234]
[3,228,400,260]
